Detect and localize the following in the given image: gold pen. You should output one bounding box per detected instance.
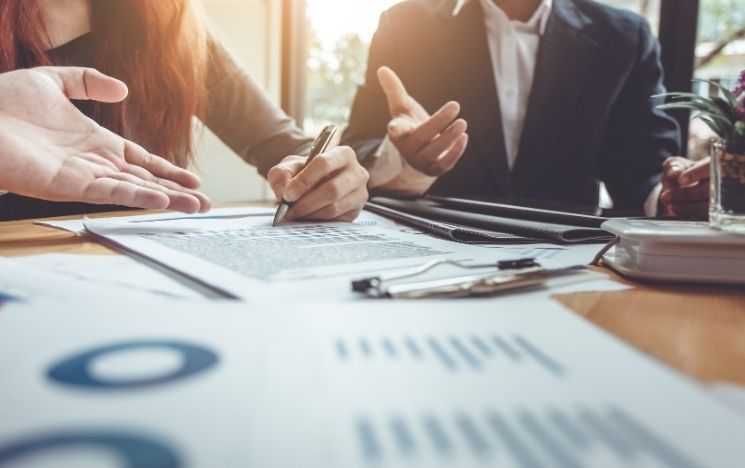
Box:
[272,124,338,227]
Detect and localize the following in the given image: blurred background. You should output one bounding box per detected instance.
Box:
[194,0,745,203]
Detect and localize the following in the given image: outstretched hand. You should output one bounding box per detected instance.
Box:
[0,67,211,213]
[378,66,468,177]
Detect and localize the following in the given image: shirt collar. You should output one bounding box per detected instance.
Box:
[452,0,553,34]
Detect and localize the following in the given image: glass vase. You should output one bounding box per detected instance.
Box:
[710,138,745,233]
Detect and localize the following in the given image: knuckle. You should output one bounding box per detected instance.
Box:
[330,201,345,217]
[326,181,344,200]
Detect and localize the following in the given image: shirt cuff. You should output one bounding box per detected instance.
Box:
[367,136,405,188]
[644,183,662,217]
[0,191,7,196]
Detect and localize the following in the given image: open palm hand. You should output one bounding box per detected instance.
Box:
[0,67,211,213]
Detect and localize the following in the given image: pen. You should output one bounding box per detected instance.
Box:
[272,124,338,227]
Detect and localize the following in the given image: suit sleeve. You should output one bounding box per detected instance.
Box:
[340,11,401,167]
[597,18,680,212]
[201,37,313,178]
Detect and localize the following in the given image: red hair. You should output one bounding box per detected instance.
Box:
[0,0,207,167]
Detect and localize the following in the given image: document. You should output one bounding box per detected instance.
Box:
[82,215,506,300]
[11,253,204,300]
[0,257,169,302]
[38,206,399,235]
[0,297,743,467]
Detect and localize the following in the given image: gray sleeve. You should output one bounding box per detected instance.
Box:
[201,37,313,177]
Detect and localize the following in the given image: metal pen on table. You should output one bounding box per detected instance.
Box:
[272,124,338,227]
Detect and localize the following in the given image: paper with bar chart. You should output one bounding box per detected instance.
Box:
[0,297,743,467]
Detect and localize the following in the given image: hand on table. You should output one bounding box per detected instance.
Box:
[0,67,211,213]
[659,156,710,219]
[267,146,369,222]
[377,66,468,182]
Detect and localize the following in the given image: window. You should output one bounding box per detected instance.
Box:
[689,0,745,158]
[304,1,401,134]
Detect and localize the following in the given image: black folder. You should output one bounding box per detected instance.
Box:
[366,197,617,245]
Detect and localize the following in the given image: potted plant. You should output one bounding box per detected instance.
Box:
[657,70,745,233]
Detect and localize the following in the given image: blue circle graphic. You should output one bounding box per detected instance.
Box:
[0,431,181,468]
[47,340,218,390]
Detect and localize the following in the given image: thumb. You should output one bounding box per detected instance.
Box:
[39,66,129,103]
[387,116,415,140]
[377,66,411,116]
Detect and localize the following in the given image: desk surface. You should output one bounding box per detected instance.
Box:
[2,207,744,386]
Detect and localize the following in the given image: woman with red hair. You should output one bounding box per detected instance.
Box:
[0,0,369,221]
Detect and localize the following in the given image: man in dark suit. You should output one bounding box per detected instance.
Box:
[346,0,710,217]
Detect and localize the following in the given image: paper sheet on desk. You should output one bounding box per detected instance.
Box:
[38,206,401,235]
[11,253,204,300]
[0,257,180,302]
[0,297,742,467]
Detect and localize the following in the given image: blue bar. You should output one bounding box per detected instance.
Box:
[382,338,398,358]
[454,414,491,457]
[548,409,590,448]
[356,418,383,461]
[578,408,635,461]
[335,339,349,361]
[427,337,458,371]
[450,338,481,370]
[513,335,565,377]
[491,335,522,362]
[390,417,417,456]
[422,415,454,455]
[518,412,585,468]
[470,336,493,357]
[608,408,704,468]
[404,337,423,360]
[487,412,546,468]
[359,338,373,358]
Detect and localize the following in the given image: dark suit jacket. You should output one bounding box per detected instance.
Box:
[342,0,681,213]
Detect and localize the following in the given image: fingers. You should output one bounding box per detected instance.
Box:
[267,155,306,201]
[661,157,691,188]
[426,133,469,176]
[123,141,202,190]
[280,146,369,222]
[107,172,207,214]
[117,165,211,213]
[290,186,368,222]
[405,102,461,150]
[81,178,171,210]
[282,146,366,203]
[661,181,709,205]
[409,119,468,175]
[678,157,710,186]
[286,166,367,220]
[378,66,410,116]
[39,66,129,103]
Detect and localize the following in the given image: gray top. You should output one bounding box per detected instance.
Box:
[201,37,313,176]
[0,33,312,220]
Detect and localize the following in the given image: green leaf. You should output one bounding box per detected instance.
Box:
[692,79,738,108]
[658,95,729,118]
[698,114,730,139]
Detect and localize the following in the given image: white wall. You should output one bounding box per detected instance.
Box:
[190,0,282,203]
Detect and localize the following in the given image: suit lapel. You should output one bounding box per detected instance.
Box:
[431,0,512,194]
[510,0,599,196]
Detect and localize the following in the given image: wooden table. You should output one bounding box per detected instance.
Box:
[2,207,744,386]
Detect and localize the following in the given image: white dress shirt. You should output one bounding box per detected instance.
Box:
[370,0,660,215]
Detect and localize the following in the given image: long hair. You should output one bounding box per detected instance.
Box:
[0,0,207,167]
